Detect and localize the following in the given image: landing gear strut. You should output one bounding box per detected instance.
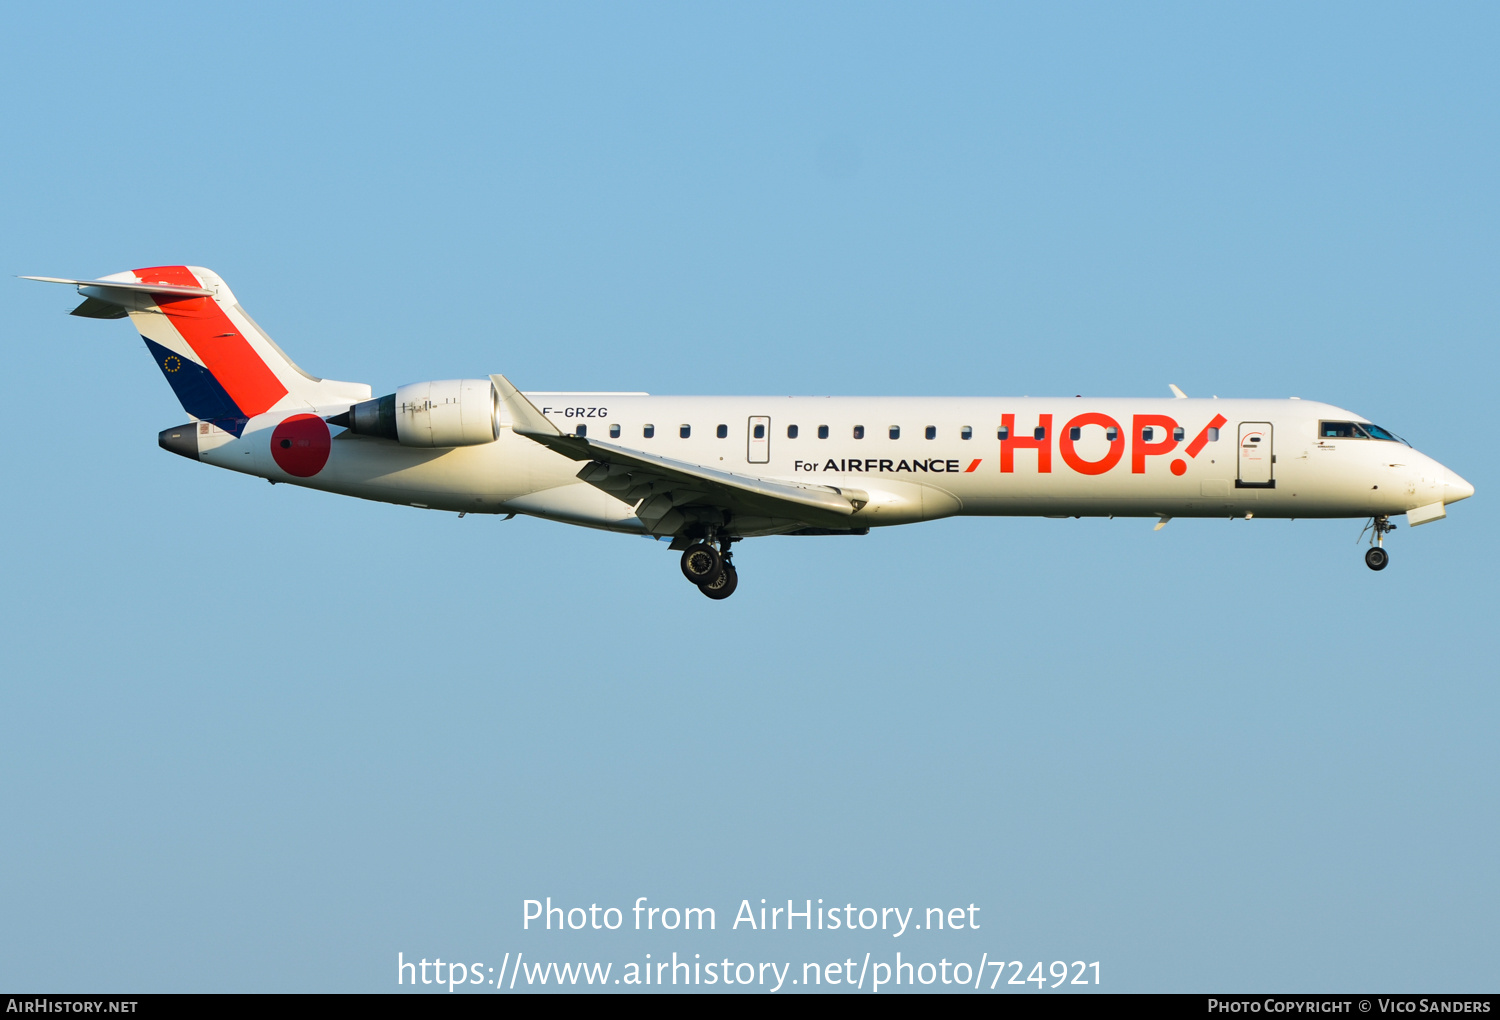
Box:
[1362,515,1395,571]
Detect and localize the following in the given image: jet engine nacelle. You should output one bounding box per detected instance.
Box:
[333,379,499,447]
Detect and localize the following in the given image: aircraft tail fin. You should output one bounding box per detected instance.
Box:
[26,267,371,435]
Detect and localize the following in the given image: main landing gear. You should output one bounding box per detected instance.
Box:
[679,538,739,599]
[1361,515,1395,571]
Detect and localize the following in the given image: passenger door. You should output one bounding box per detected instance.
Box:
[747,416,770,464]
[1237,422,1274,487]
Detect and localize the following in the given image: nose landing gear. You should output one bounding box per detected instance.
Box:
[1361,515,1395,571]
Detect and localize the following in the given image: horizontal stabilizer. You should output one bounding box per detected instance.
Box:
[22,275,215,297]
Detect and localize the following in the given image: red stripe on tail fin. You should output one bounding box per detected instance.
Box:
[133,266,288,417]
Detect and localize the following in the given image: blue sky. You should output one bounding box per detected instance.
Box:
[2,2,1495,992]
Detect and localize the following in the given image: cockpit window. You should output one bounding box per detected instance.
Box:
[1321,420,1405,443]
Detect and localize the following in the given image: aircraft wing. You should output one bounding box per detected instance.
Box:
[492,374,868,535]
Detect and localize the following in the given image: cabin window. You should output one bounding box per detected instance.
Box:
[1208,427,1219,441]
[889,426,901,440]
[715,424,727,439]
[787,424,799,439]
[998,426,1009,440]
[753,424,765,439]
[1034,426,1046,441]
[680,425,691,439]
[1106,427,1118,441]
[609,424,620,439]
[575,424,587,437]
[961,426,972,440]
[1069,426,1081,441]
[1173,426,1185,442]
[643,424,655,438]
[818,425,829,439]
[1141,426,1155,442]
[925,426,937,440]
[853,425,865,439]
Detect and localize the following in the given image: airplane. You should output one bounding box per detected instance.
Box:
[25,266,1474,598]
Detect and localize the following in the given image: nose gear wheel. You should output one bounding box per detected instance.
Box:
[1358,515,1396,571]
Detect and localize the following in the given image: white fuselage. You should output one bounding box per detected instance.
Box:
[194,394,1468,535]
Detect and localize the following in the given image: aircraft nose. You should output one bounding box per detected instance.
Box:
[1444,469,1475,505]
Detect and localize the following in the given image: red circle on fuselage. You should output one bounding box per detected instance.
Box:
[270,414,331,477]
